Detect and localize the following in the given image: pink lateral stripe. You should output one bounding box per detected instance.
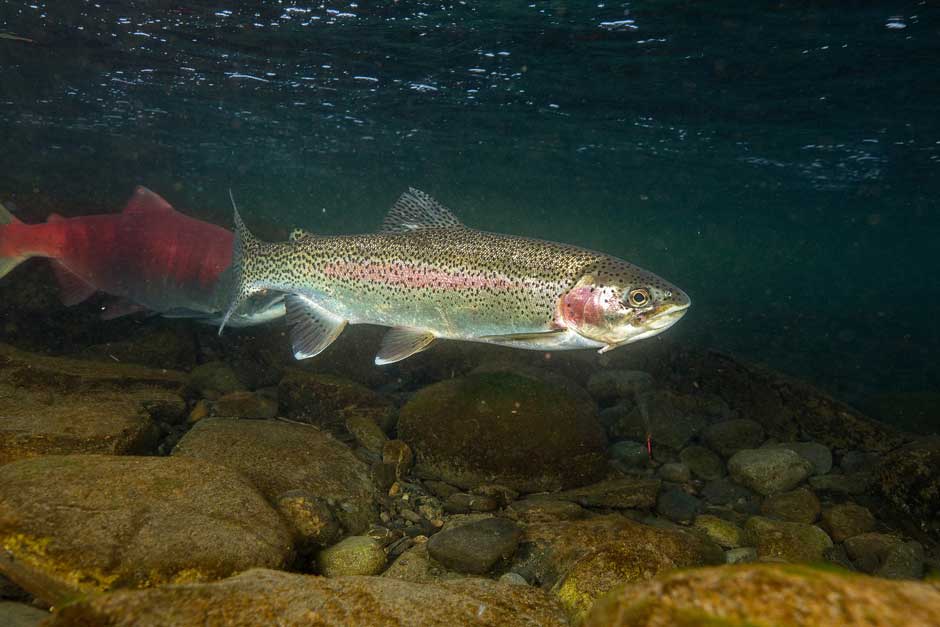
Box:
[321,261,522,291]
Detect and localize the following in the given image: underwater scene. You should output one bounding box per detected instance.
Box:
[1,1,939,625]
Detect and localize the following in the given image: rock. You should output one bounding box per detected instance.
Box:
[552,478,661,510]
[810,472,872,495]
[0,601,48,627]
[656,487,701,524]
[172,418,377,533]
[48,568,569,626]
[821,502,876,542]
[609,390,707,450]
[425,480,461,500]
[658,462,691,483]
[768,441,833,475]
[0,455,293,605]
[316,536,387,577]
[275,491,341,552]
[499,572,529,586]
[210,391,278,419]
[443,493,498,514]
[679,445,725,481]
[505,499,586,523]
[841,450,880,474]
[81,325,197,371]
[427,518,521,575]
[844,533,904,574]
[703,419,765,457]
[382,440,414,474]
[878,436,940,535]
[877,541,925,580]
[607,440,648,468]
[187,361,243,398]
[701,478,760,513]
[278,370,395,434]
[760,487,821,523]
[725,547,758,564]
[472,484,519,507]
[516,515,723,623]
[728,448,813,495]
[345,414,388,453]
[0,345,187,464]
[583,563,940,627]
[397,373,607,492]
[745,516,833,563]
[694,514,745,548]
[585,370,653,402]
[382,542,464,585]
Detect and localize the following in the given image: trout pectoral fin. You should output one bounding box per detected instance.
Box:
[478,329,567,343]
[375,327,436,365]
[285,294,347,360]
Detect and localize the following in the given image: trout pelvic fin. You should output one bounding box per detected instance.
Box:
[375,327,436,365]
[379,188,464,233]
[285,294,347,359]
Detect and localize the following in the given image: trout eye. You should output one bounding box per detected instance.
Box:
[627,288,650,308]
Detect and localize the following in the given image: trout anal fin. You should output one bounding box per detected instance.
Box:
[375,327,436,365]
[285,294,347,360]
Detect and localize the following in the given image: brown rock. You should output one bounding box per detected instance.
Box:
[822,502,876,543]
[760,487,821,523]
[210,391,278,419]
[745,516,833,563]
[552,478,661,510]
[172,418,377,533]
[47,568,569,627]
[398,372,607,492]
[878,436,940,535]
[345,414,388,453]
[516,515,723,622]
[584,563,940,627]
[278,370,395,434]
[0,455,293,605]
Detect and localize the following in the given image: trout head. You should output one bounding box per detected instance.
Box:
[556,265,690,352]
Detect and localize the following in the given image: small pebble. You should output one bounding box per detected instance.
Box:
[499,572,529,586]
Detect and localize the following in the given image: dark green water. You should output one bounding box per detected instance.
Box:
[1,1,938,428]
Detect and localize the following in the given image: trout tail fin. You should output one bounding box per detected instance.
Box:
[218,191,267,334]
[0,201,28,279]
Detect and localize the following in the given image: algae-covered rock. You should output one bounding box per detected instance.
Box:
[275,490,341,552]
[878,435,940,535]
[679,445,725,480]
[584,563,940,627]
[397,372,607,492]
[172,418,377,533]
[278,369,395,434]
[209,390,278,419]
[187,361,244,398]
[745,516,833,563]
[760,486,821,523]
[515,515,723,623]
[608,389,708,450]
[0,455,293,605]
[821,502,876,543]
[728,448,813,495]
[316,536,387,577]
[703,419,765,457]
[693,514,746,548]
[552,478,660,510]
[0,601,48,627]
[47,568,570,627]
[768,440,833,475]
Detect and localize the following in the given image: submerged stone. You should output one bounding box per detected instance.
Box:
[703,419,765,457]
[821,502,876,543]
[878,436,940,535]
[679,445,725,480]
[397,372,607,492]
[728,448,813,496]
[760,487,821,524]
[278,369,395,434]
[745,516,833,563]
[584,563,940,627]
[316,536,387,577]
[47,568,569,626]
[552,477,661,510]
[172,418,378,533]
[427,518,521,575]
[0,455,293,605]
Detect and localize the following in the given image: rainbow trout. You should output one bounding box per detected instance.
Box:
[221,189,690,364]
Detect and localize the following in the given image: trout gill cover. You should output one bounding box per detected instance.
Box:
[221,189,690,364]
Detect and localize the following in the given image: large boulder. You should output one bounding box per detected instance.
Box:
[513,515,723,623]
[397,372,607,492]
[584,563,940,627]
[0,343,186,463]
[0,455,293,605]
[172,418,378,533]
[47,568,569,627]
[878,436,940,535]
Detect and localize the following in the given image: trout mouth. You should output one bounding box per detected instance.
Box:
[598,301,690,353]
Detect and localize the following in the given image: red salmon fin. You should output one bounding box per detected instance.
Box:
[50,261,96,306]
[123,187,174,214]
[46,213,64,222]
[100,298,147,320]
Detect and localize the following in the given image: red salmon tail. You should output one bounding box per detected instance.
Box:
[0,200,27,279]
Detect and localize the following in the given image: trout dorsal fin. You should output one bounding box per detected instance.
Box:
[123,187,174,214]
[379,188,464,233]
